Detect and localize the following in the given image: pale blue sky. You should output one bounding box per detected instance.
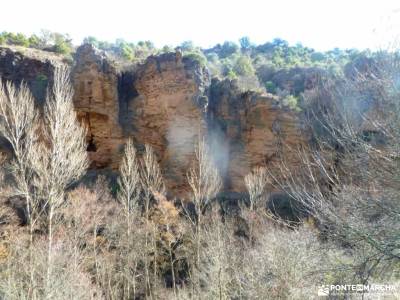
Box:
[1,0,400,50]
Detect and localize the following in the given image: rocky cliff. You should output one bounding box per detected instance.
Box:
[0,45,67,104]
[0,44,304,198]
[208,79,302,192]
[72,44,123,169]
[129,52,210,196]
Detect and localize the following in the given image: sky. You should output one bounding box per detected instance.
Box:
[1,0,400,50]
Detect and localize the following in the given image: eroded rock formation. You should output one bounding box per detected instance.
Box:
[208,79,302,192]
[0,45,66,104]
[130,52,209,196]
[0,45,304,197]
[72,44,123,169]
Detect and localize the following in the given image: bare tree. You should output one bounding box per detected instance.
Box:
[0,81,40,259]
[244,166,268,211]
[139,144,165,299]
[29,66,88,297]
[118,138,141,223]
[0,81,43,298]
[117,138,141,299]
[0,65,88,299]
[141,144,165,199]
[0,232,102,300]
[198,204,235,300]
[187,137,222,220]
[186,137,222,295]
[269,54,400,283]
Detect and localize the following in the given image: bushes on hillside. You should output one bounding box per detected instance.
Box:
[183,51,207,67]
[0,31,73,55]
[219,41,239,58]
[234,55,255,76]
[0,31,368,95]
[272,52,400,284]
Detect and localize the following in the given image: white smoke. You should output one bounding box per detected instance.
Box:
[166,116,199,159]
[166,115,230,180]
[207,126,230,179]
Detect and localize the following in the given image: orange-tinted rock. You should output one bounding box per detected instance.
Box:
[72,44,124,169]
[0,45,304,198]
[208,79,303,192]
[131,53,209,196]
[72,47,211,197]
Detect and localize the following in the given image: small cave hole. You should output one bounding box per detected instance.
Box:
[87,135,97,152]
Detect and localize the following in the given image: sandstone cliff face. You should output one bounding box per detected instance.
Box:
[72,44,123,169]
[208,79,302,192]
[127,52,209,196]
[72,47,211,196]
[0,45,303,197]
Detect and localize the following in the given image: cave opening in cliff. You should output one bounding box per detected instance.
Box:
[87,135,97,152]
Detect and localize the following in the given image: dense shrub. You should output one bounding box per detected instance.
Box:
[239,36,252,50]
[234,55,255,76]
[180,40,195,51]
[282,94,300,111]
[0,32,374,97]
[219,41,239,58]
[265,80,277,94]
[0,31,73,55]
[183,51,207,67]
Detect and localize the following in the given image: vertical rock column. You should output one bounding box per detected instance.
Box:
[72,44,124,169]
[132,53,209,197]
[208,79,303,192]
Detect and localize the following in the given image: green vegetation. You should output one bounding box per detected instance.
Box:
[282,94,301,111]
[51,33,73,55]
[0,31,366,70]
[219,41,239,58]
[265,80,277,94]
[200,36,369,98]
[239,36,252,50]
[0,31,379,111]
[234,55,255,76]
[0,31,73,55]
[83,36,158,63]
[183,51,207,67]
[0,32,30,47]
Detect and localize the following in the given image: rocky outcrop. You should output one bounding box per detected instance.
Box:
[0,45,304,198]
[0,45,66,104]
[72,44,124,169]
[72,46,212,196]
[208,79,302,192]
[119,52,210,196]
